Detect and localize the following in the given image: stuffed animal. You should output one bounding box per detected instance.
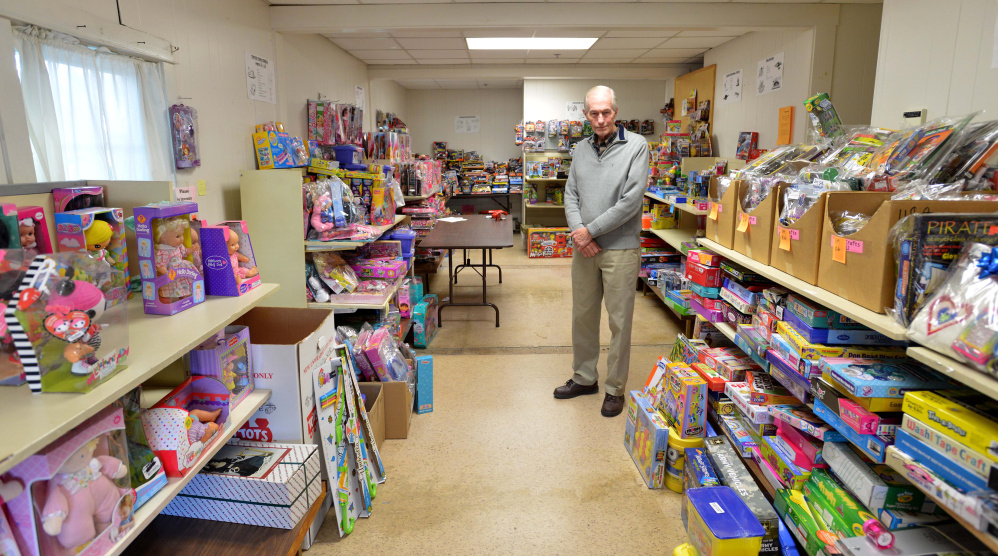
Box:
[310,192,335,233]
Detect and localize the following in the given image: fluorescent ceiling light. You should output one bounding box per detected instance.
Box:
[466,37,598,50]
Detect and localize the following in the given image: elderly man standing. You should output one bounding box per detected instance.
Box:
[554,85,649,417]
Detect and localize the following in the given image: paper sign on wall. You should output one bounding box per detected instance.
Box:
[174,184,194,203]
[777,106,794,145]
[721,69,742,105]
[245,52,276,104]
[566,101,586,119]
[355,86,366,110]
[455,115,481,134]
[756,52,784,96]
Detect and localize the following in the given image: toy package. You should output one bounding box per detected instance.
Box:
[116,388,166,510]
[822,440,934,514]
[773,488,840,556]
[623,392,670,488]
[5,406,136,556]
[188,325,254,409]
[736,132,759,160]
[305,177,367,241]
[53,187,105,213]
[819,357,954,398]
[141,376,230,477]
[703,436,780,554]
[412,294,438,349]
[901,413,998,489]
[5,252,129,394]
[17,206,52,260]
[527,228,573,258]
[169,104,200,168]
[685,487,766,556]
[200,221,261,297]
[252,122,307,170]
[134,202,204,315]
[53,208,128,307]
[902,390,998,464]
[929,119,998,189]
[803,92,843,139]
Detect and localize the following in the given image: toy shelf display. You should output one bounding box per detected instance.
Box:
[641,92,998,556]
[521,152,572,229]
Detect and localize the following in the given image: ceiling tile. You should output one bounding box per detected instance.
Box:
[365,59,419,65]
[390,29,464,38]
[417,59,472,65]
[407,49,470,59]
[434,79,479,88]
[333,37,402,50]
[642,47,706,57]
[469,58,526,64]
[358,0,449,3]
[477,79,521,88]
[523,28,609,37]
[469,49,530,58]
[396,37,468,50]
[590,37,667,49]
[463,29,534,38]
[581,48,648,59]
[577,58,636,64]
[526,50,581,59]
[658,36,732,49]
[603,29,680,38]
[676,29,749,37]
[351,49,413,60]
[323,32,392,39]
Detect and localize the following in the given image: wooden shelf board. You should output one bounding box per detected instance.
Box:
[884,452,998,554]
[303,214,406,252]
[108,389,272,556]
[906,346,998,402]
[0,284,280,476]
[714,321,737,342]
[648,227,696,252]
[525,178,567,183]
[642,278,692,319]
[697,238,908,340]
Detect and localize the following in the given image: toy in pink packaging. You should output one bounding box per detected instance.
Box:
[351,325,378,381]
[53,208,128,308]
[141,376,230,477]
[348,258,406,281]
[200,221,261,296]
[52,188,105,213]
[362,328,410,382]
[133,203,204,315]
[5,406,136,556]
[17,207,52,260]
[188,325,254,409]
[169,104,200,169]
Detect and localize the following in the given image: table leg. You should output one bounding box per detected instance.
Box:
[438,248,454,327]
[483,248,498,327]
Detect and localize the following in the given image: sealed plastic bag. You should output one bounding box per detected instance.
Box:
[828,210,870,236]
[928,119,998,189]
[313,251,359,293]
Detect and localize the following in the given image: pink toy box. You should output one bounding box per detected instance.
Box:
[188,326,254,409]
[141,376,231,477]
[53,208,129,308]
[52,187,105,213]
[133,202,204,315]
[200,221,261,297]
[363,327,410,382]
[17,206,53,260]
[5,406,136,556]
[0,203,21,249]
[349,258,406,280]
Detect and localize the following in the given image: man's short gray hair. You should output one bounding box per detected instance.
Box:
[584,85,618,113]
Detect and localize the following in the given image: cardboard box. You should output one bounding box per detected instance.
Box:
[358,382,386,448]
[774,489,840,556]
[813,399,893,463]
[769,193,825,284]
[704,436,780,554]
[901,390,998,463]
[625,393,671,488]
[822,441,934,514]
[900,413,998,489]
[527,227,573,258]
[886,446,991,532]
[706,177,740,249]
[232,308,336,448]
[734,182,784,265]
[383,380,414,439]
[817,192,998,313]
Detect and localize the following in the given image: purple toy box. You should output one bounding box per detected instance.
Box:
[188,325,254,410]
[134,202,205,315]
[52,187,105,213]
[349,258,407,280]
[200,221,261,297]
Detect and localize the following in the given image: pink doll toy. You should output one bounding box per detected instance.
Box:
[134,203,204,315]
[200,223,261,296]
[189,224,203,274]
[83,221,114,266]
[16,207,52,260]
[153,217,197,304]
[224,227,258,286]
[18,218,37,259]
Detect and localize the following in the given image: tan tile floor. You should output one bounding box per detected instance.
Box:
[310,239,688,554]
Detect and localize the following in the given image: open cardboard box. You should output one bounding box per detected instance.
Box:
[382,380,414,439]
[733,182,785,265]
[358,382,386,447]
[705,176,740,248]
[769,193,826,285]
[817,192,998,313]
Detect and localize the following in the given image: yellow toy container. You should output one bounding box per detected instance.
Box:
[686,486,766,556]
[673,543,697,556]
[665,425,704,493]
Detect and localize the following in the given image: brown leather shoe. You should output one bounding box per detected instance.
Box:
[601,393,625,417]
[553,379,598,399]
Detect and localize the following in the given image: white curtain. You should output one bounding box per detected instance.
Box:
[13,26,172,182]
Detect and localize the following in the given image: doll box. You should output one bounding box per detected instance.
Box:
[201,221,262,297]
[188,325,255,410]
[412,294,438,348]
[822,440,934,514]
[53,207,129,306]
[734,182,785,266]
[52,187,105,213]
[142,376,231,477]
[133,202,205,315]
[816,192,998,313]
[769,193,825,285]
[705,177,740,249]
[163,440,321,529]
[414,355,433,414]
[685,487,766,556]
[17,206,53,256]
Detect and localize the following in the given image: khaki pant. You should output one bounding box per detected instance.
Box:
[571,247,641,396]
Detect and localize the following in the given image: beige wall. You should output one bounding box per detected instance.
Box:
[371,79,409,125]
[523,78,670,132]
[830,4,882,126]
[406,88,523,161]
[871,0,998,128]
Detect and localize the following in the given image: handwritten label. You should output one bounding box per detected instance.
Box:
[708,203,719,221]
[779,228,791,252]
[737,213,750,232]
[832,235,847,263]
[749,216,757,225]
[831,234,863,254]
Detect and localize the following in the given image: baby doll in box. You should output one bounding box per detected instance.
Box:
[201,222,260,296]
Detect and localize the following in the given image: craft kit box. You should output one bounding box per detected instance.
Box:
[900,413,998,489]
[717,413,756,457]
[765,352,811,404]
[624,393,671,488]
[822,441,933,514]
[163,440,322,529]
[705,177,740,249]
[816,192,998,313]
[759,436,810,489]
[769,192,825,284]
[894,429,988,493]
[820,358,954,398]
[684,487,766,556]
[703,436,780,554]
[901,390,998,463]
[813,399,892,463]
[786,294,863,329]
[810,377,900,436]
[232,308,336,448]
[733,182,785,265]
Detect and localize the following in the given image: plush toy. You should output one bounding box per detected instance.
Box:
[40,438,129,550]
[310,192,335,233]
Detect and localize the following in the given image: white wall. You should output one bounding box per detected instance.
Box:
[406,88,523,161]
[830,4,882,126]
[704,30,817,158]
[871,0,998,128]
[371,79,408,126]
[523,79,668,131]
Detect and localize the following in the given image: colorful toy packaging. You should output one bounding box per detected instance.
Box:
[169,104,200,168]
[53,208,129,307]
[200,221,261,297]
[415,355,433,414]
[900,413,997,489]
[0,203,20,250]
[768,405,845,442]
[188,325,254,410]
[819,358,954,398]
[134,202,205,315]
[52,187,105,213]
[5,406,136,556]
[17,206,52,260]
[412,294,438,348]
[667,368,708,438]
[252,122,307,170]
[685,487,766,556]
[526,227,573,258]
[4,252,129,393]
[803,468,879,539]
[760,436,811,489]
[822,439,933,515]
[812,399,892,463]
[623,391,670,488]
[141,376,230,477]
[703,436,780,554]
[116,388,166,510]
[774,488,840,556]
[902,390,998,465]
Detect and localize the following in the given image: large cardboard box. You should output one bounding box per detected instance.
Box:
[769,193,826,285]
[359,382,386,447]
[383,380,414,439]
[705,177,739,248]
[817,192,998,313]
[733,182,784,265]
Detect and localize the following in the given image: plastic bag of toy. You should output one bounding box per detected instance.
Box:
[779,165,851,225]
[740,175,782,212]
[313,252,359,294]
[927,119,998,189]
[829,210,870,236]
[712,175,734,202]
[306,177,365,240]
[908,243,998,377]
[170,104,200,168]
[305,260,331,302]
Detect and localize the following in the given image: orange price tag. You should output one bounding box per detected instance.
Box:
[708,203,719,221]
[779,228,791,251]
[736,213,750,233]
[831,235,847,263]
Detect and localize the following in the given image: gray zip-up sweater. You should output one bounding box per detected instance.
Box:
[564,126,649,250]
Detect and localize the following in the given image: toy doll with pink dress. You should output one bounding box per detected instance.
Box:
[201,222,261,296]
[134,203,204,315]
[16,207,52,261]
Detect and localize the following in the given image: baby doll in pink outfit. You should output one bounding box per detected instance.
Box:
[225,227,258,285]
[153,216,197,304]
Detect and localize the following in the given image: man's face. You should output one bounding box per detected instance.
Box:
[585,93,617,139]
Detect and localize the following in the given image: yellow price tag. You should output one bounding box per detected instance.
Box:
[708,203,719,221]
[736,213,750,233]
[779,228,791,252]
[832,235,847,263]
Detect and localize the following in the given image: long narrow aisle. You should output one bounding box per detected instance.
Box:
[312,240,686,553]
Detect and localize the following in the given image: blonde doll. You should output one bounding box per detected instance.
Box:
[153,217,197,304]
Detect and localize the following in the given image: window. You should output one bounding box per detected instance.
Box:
[13,25,172,182]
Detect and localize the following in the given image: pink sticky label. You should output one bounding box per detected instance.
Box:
[831,236,864,253]
[749,216,757,225]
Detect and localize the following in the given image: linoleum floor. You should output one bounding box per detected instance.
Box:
[310,239,687,554]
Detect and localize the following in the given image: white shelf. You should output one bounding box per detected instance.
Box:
[697,238,908,340]
[714,321,737,342]
[906,346,998,402]
[648,227,696,252]
[644,191,709,216]
[307,273,406,311]
[0,284,280,475]
[524,203,566,210]
[107,389,272,556]
[303,214,407,252]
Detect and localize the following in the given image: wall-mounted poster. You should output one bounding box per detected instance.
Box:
[757,52,784,96]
